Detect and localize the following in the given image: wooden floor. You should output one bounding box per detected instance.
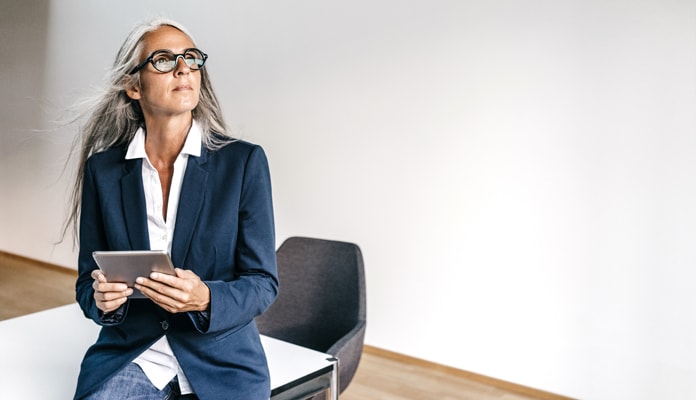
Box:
[0,251,567,400]
[0,252,77,320]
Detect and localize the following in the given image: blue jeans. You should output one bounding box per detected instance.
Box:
[83,363,196,400]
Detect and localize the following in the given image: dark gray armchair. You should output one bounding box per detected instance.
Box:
[256,236,367,399]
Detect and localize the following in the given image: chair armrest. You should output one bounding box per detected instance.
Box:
[326,320,367,393]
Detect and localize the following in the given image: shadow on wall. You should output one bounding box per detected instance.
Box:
[0,0,50,160]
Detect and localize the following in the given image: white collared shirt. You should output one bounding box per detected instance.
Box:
[125,121,202,394]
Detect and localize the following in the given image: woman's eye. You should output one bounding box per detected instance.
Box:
[153,56,172,67]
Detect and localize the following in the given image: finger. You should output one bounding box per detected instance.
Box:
[136,283,181,312]
[91,269,107,282]
[136,275,204,313]
[98,296,128,313]
[148,269,185,286]
[143,274,190,297]
[93,286,131,312]
[150,268,199,286]
[174,268,195,278]
[94,280,130,294]
[94,286,132,301]
[136,276,165,292]
[136,277,186,303]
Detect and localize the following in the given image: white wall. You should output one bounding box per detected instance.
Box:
[2,1,695,399]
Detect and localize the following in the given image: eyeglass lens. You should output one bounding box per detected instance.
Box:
[151,49,206,72]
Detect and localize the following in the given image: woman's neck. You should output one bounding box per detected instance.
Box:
[143,114,192,167]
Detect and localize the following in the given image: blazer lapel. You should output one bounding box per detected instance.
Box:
[121,158,150,250]
[171,148,209,267]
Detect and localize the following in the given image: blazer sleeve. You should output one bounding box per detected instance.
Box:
[201,145,279,334]
[75,154,129,325]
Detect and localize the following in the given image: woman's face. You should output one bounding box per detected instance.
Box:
[127,26,202,121]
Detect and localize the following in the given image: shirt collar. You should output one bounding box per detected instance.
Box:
[125,120,202,160]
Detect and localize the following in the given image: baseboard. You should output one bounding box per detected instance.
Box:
[0,250,77,276]
[362,345,575,400]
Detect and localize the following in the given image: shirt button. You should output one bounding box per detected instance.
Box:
[161,321,169,331]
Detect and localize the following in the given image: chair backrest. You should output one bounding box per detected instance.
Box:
[256,236,366,353]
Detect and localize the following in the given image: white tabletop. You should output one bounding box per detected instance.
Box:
[0,304,334,399]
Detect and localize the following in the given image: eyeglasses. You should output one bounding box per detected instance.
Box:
[129,48,208,74]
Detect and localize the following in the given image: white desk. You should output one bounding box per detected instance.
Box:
[0,304,337,400]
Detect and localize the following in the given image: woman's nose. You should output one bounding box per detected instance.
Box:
[174,55,191,74]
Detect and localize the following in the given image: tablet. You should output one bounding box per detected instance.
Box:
[92,250,176,298]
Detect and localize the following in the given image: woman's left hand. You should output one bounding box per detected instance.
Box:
[135,268,210,313]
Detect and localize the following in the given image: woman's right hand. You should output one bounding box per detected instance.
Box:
[91,269,133,313]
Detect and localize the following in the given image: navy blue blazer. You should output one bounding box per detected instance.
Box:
[74,139,279,400]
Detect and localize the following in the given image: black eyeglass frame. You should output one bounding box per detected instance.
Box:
[129,48,208,74]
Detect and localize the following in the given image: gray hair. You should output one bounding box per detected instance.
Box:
[61,18,232,245]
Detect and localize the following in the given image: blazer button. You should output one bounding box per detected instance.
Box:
[161,320,169,331]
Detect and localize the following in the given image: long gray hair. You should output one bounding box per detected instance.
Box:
[62,18,232,245]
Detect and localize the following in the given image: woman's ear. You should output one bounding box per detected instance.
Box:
[125,83,142,100]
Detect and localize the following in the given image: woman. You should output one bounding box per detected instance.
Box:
[67,18,278,399]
